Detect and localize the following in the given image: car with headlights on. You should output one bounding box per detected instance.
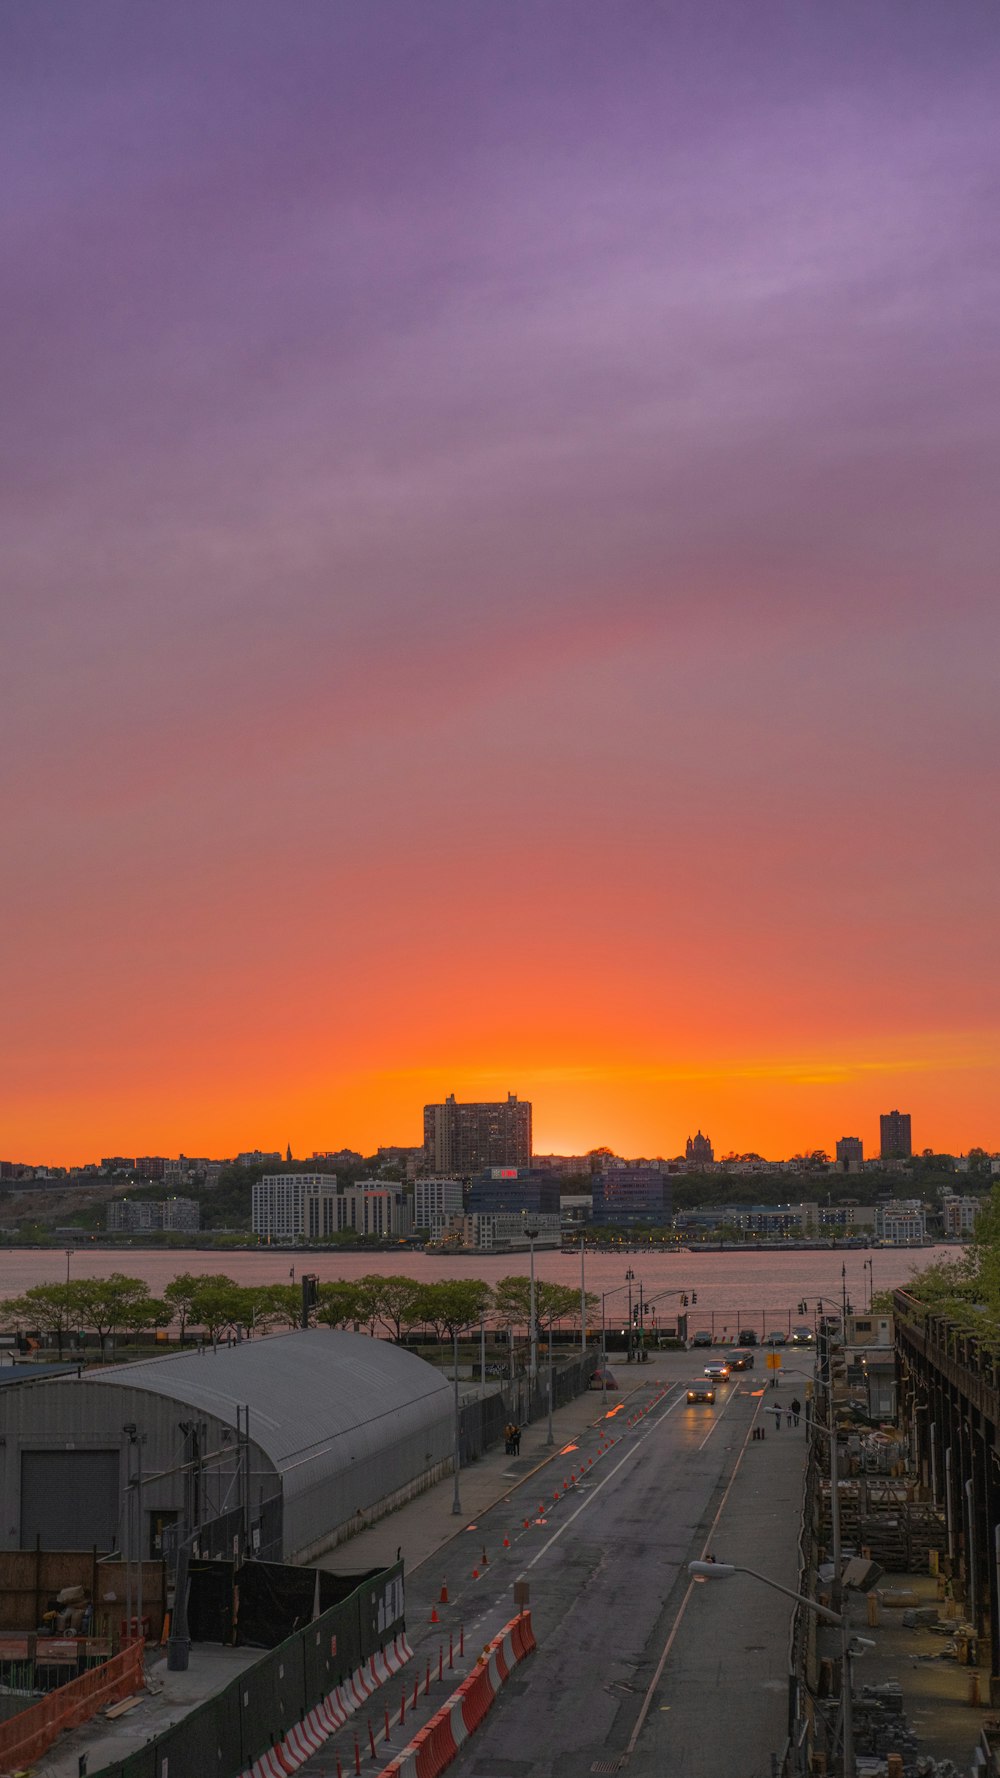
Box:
[725,1350,753,1370]
[703,1360,731,1382]
[686,1380,716,1404]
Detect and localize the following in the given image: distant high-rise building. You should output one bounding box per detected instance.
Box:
[423,1094,531,1175]
[685,1131,714,1167]
[252,1173,339,1240]
[414,1176,465,1235]
[880,1111,912,1161]
[836,1137,864,1173]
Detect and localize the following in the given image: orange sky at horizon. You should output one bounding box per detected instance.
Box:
[11,1029,1000,1168]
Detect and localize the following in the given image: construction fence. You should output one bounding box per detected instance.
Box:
[0,1635,145,1772]
[89,1562,405,1778]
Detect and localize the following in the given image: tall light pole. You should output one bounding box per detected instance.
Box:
[452,1327,462,1516]
[625,1267,635,1363]
[526,1225,539,1383]
[580,1235,587,1352]
[546,1319,554,1445]
[689,1561,855,1777]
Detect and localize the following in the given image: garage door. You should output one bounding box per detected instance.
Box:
[21,1450,120,1550]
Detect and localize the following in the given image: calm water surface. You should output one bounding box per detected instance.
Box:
[0,1244,948,1327]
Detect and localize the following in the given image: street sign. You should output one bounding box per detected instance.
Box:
[766,1352,782,1370]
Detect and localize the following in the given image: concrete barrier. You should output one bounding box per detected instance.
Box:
[375,1612,536,1778]
[239,1634,414,1778]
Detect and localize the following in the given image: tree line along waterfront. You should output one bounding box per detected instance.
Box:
[0,1270,598,1361]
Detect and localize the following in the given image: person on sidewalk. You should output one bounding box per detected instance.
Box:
[790,1397,802,1428]
[772,1401,782,1431]
[512,1424,521,1455]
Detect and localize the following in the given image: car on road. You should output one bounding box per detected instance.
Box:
[790,1325,815,1346]
[690,1330,713,1348]
[737,1329,758,1346]
[686,1380,716,1403]
[764,1331,788,1346]
[725,1350,753,1370]
[703,1361,731,1381]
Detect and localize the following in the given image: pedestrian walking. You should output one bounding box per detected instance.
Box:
[772,1401,782,1431]
[790,1397,802,1428]
[512,1424,521,1455]
[504,1422,514,1454]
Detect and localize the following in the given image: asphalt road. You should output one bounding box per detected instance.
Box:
[300,1358,808,1778]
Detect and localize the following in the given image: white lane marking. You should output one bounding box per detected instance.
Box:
[624,1392,765,1756]
[522,1388,685,1572]
[697,1381,743,1451]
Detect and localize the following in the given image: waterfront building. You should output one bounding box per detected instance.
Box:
[336,1183,411,1237]
[592,1167,672,1226]
[106,1198,163,1232]
[879,1110,912,1161]
[940,1191,984,1238]
[835,1136,864,1172]
[413,1176,465,1235]
[466,1168,559,1216]
[161,1196,201,1232]
[423,1093,531,1174]
[252,1173,339,1240]
[875,1198,926,1243]
[238,1149,283,1167]
[453,1210,561,1251]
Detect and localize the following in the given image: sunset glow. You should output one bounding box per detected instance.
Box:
[3,3,998,1165]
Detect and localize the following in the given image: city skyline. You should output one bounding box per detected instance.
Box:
[3,4,998,1166]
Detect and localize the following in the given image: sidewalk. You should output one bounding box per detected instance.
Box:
[631,1383,810,1778]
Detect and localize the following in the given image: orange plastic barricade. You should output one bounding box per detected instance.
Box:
[0,1637,145,1770]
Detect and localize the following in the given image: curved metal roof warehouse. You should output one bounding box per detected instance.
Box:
[0,1330,455,1563]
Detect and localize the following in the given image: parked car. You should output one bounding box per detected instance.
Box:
[737,1329,758,1346]
[691,1330,713,1348]
[764,1331,788,1346]
[686,1380,716,1404]
[789,1325,815,1346]
[725,1350,753,1370]
[704,1361,731,1381]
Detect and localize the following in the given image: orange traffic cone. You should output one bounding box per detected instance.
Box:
[430,1606,439,1624]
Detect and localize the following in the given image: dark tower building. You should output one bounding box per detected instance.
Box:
[423,1094,532,1175]
[880,1110,912,1161]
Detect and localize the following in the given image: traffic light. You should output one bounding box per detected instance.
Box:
[691,1292,698,1304]
[680,1293,688,1307]
[798,1300,808,1315]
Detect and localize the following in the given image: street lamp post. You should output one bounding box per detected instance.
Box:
[689,1561,855,1777]
[526,1227,539,1383]
[546,1320,554,1445]
[451,1328,462,1516]
[625,1267,635,1363]
[580,1235,586,1352]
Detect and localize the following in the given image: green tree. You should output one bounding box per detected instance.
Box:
[415,1279,493,1341]
[163,1273,201,1344]
[366,1274,423,1342]
[184,1274,250,1344]
[71,1274,156,1359]
[1,1283,80,1358]
[316,1280,364,1329]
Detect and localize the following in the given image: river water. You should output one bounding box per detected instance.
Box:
[0,1244,946,1334]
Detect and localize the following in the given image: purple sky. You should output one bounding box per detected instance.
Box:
[3,3,999,1160]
